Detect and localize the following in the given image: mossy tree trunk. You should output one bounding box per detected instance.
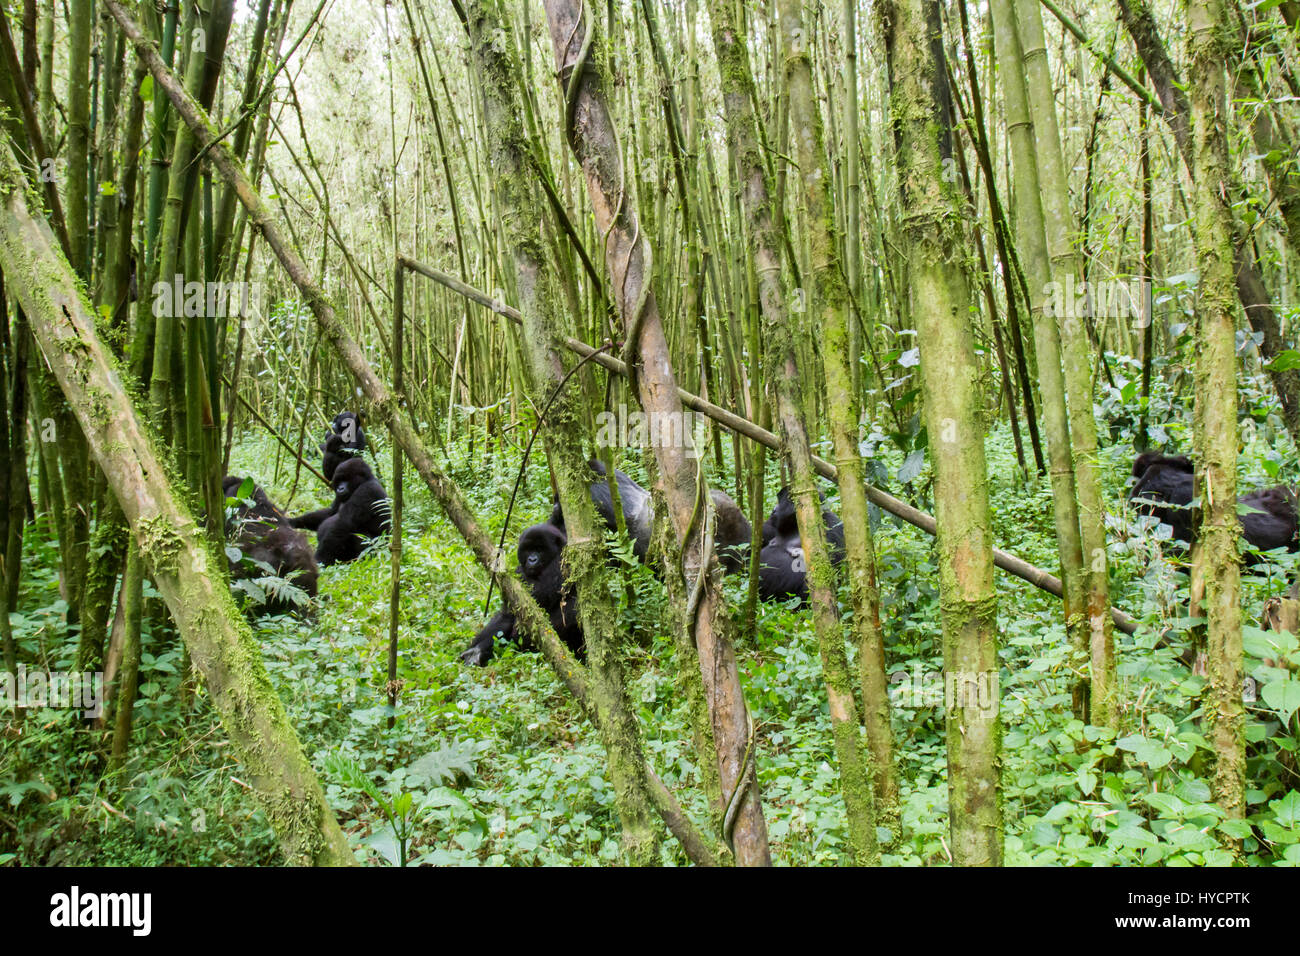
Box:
[986,0,1089,715]
[1013,0,1118,729]
[1185,0,1245,833]
[461,0,661,865]
[0,136,355,867]
[882,0,1003,866]
[704,0,879,864]
[776,0,898,832]
[540,0,771,865]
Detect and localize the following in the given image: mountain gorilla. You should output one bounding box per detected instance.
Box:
[549,459,752,571]
[222,476,319,611]
[758,486,846,603]
[1130,453,1298,556]
[290,458,390,565]
[460,522,582,666]
[550,459,654,560]
[1129,454,1196,543]
[710,489,752,572]
[320,410,367,482]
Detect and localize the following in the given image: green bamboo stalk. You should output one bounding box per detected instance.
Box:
[1185,0,1245,835]
[775,0,898,833]
[1013,0,1118,729]
[882,0,1002,866]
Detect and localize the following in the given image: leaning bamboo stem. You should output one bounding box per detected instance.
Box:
[0,136,354,867]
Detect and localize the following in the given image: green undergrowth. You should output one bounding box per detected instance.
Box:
[3,402,1298,865]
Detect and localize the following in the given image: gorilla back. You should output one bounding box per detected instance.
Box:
[550,459,654,560]
[223,476,319,612]
[1130,453,1298,557]
[551,459,752,571]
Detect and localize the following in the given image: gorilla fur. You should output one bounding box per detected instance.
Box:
[460,522,582,666]
[319,410,368,482]
[758,485,846,603]
[222,476,319,611]
[1130,453,1298,557]
[551,459,752,571]
[291,457,390,565]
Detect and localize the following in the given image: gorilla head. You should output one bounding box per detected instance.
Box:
[1129,453,1196,544]
[758,485,846,603]
[460,521,583,666]
[1132,451,1192,482]
[317,411,368,484]
[1130,453,1299,558]
[328,410,366,452]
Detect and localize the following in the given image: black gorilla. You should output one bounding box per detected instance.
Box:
[329,410,366,452]
[550,459,753,571]
[1130,453,1298,556]
[222,476,319,611]
[1129,454,1197,544]
[710,489,752,572]
[549,459,654,560]
[460,522,583,666]
[290,457,390,565]
[758,485,846,603]
[319,411,367,482]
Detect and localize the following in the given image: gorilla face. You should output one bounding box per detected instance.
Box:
[461,521,583,666]
[522,543,549,575]
[516,523,569,610]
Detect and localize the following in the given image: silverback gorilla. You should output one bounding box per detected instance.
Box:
[548,459,752,570]
[222,476,319,612]
[290,457,390,565]
[1129,453,1298,556]
[460,522,581,666]
[758,485,846,603]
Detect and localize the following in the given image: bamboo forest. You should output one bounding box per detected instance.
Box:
[0,0,1298,875]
